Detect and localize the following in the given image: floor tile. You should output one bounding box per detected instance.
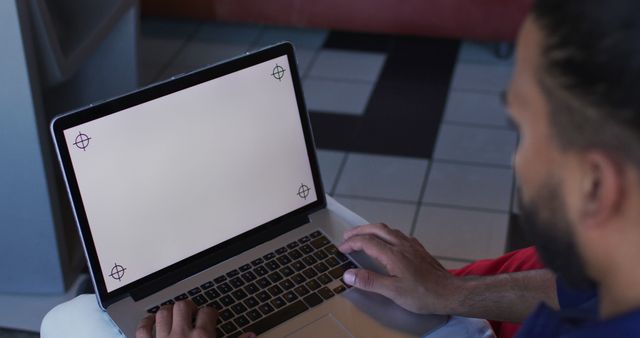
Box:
[316,149,346,193]
[293,49,317,77]
[308,49,386,82]
[303,79,376,115]
[254,27,328,49]
[457,41,514,65]
[323,31,394,53]
[335,153,429,202]
[438,259,473,270]
[443,90,511,128]
[450,63,513,93]
[334,196,417,235]
[414,205,509,260]
[433,124,517,166]
[423,162,513,211]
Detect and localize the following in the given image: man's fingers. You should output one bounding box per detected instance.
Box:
[343,268,396,299]
[135,315,155,338]
[344,223,405,245]
[172,300,198,333]
[156,305,173,337]
[194,306,218,333]
[339,234,395,271]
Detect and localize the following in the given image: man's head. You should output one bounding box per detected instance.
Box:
[507,0,640,291]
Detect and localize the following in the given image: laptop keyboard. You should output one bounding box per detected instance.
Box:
[146,230,357,337]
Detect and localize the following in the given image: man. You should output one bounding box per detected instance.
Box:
[138,0,640,336]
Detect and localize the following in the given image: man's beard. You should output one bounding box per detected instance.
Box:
[517,179,596,291]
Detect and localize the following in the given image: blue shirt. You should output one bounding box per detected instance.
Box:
[516,279,640,337]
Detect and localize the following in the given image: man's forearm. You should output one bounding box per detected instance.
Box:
[447,269,558,323]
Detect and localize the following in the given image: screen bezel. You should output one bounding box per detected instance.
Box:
[50,43,326,306]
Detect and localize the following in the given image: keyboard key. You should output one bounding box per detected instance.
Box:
[256,277,271,288]
[267,285,284,296]
[275,247,287,255]
[314,262,329,273]
[244,301,308,335]
[207,300,222,310]
[276,255,292,266]
[239,264,252,272]
[220,321,238,334]
[302,267,318,279]
[328,264,350,280]
[187,287,201,296]
[226,269,240,278]
[317,274,332,285]
[279,279,295,290]
[287,249,303,260]
[302,256,318,266]
[192,294,207,306]
[251,258,264,266]
[216,327,224,338]
[335,252,349,263]
[244,282,259,294]
[232,289,248,301]
[220,309,235,321]
[283,291,298,303]
[286,241,300,249]
[298,236,311,244]
[243,296,259,308]
[241,271,257,283]
[146,306,159,314]
[303,293,323,308]
[204,289,220,300]
[333,285,347,294]
[324,244,339,256]
[313,250,329,260]
[300,244,314,254]
[310,236,331,249]
[246,309,262,321]
[258,303,275,315]
[291,261,306,271]
[263,252,276,261]
[214,275,227,284]
[174,293,188,301]
[310,231,322,238]
[200,281,215,290]
[294,285,310,297]
[291,273,306,284]
[265,260,281,271]
[254,265,268,276]
[318,287,334,300]
[161,299,175,306]
[230,277,245,288]
[217,282,233,294]
[271,296,286,309]
[305,279,321,291]
[279,266,294,277]
[220,295,235,307]
[325,257,340,267]
[231,302,248,315]
[256,291,271,303]
[233,314,250,328]
[267,272,283,283]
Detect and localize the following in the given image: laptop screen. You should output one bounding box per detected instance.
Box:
[62,54,318,293]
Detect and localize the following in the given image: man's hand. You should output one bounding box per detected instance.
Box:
[136,300,255,338]
[339,223,461,315]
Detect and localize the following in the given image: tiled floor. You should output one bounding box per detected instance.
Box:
[138,19,521,270]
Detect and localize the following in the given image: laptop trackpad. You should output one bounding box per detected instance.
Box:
[285,314,353,338]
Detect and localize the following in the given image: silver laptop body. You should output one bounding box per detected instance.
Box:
[51,43,448,338]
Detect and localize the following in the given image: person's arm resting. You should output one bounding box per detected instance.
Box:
[339,223,559,323]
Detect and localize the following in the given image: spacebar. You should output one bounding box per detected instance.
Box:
[243,300,309,335]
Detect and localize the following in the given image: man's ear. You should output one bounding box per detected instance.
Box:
[580,152,625,227]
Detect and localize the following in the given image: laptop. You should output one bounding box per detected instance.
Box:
[51,42,448,337]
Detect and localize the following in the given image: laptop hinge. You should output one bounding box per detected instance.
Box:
[130,214,310,301]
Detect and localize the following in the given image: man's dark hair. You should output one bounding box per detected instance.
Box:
[532,0,640,165]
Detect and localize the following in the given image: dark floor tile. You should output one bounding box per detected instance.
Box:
[309,112,362,151]
[323,31,394,53]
